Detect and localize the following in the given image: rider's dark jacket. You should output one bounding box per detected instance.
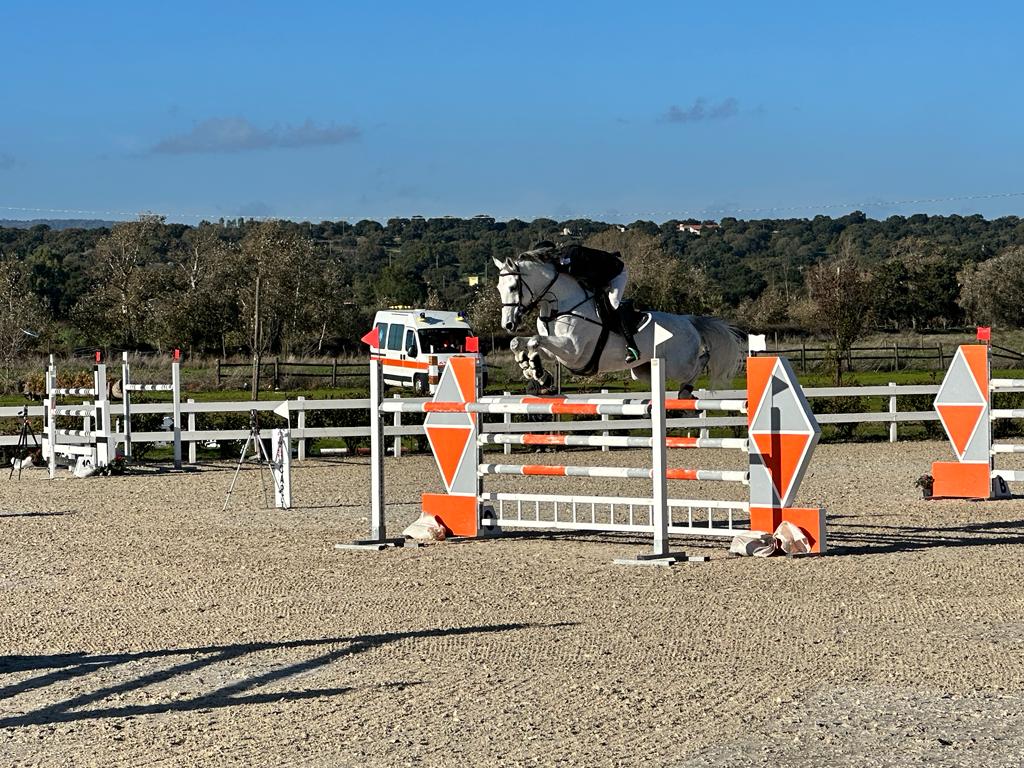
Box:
[555,244,624,291]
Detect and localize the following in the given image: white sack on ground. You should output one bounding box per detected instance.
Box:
[402,512,448,542]
[729,531,778,557]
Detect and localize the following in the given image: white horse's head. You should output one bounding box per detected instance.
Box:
[493,255,560,333]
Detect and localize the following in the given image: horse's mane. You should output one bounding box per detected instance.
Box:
[511,252,557,271]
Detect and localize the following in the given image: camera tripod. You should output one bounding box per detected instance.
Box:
[9,407,40,480]
[222,409,281,510]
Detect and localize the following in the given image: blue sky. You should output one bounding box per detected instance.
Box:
[2,0,1023,223]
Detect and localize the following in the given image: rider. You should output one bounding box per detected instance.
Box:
[530,241,640,364]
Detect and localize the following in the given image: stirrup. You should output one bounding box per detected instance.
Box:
[625,346,640,364]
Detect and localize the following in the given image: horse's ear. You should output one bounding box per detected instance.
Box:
[492,256,505,270]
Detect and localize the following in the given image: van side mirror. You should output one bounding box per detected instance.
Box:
[406,342,417,358]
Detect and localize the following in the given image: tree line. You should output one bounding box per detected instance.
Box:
[0,211,1023,385]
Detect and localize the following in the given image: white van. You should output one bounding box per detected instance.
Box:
[370,308,486,393]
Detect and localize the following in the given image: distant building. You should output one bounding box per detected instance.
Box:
[677,221,719,235]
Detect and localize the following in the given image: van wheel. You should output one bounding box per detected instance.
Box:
[413,374,429,395]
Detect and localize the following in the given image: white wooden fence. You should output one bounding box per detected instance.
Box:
[0,381,956,463]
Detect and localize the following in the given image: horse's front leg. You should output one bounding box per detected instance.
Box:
[510,335,553,388]
[510,335,578,390]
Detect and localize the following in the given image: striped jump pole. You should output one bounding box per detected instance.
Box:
[474,395,746,412]
[930,327,1024,499]
[479,434,748,450]
[478,463,748,483]
[380,400,654,416]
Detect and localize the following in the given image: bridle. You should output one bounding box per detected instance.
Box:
[500,259,604,332]
[499,263,561,331]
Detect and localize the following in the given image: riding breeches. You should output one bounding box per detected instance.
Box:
[607,270,628,309]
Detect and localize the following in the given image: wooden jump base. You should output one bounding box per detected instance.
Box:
[930,329,1024,499]
[353,337,827,560]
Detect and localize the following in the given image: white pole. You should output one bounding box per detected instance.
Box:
[121,351,132,460]
[187,398,197,464]
[296,395,307,460]
[888,382,897,443]
[392,393,402,458]
[503,391,512,456]
[370,359,387,541]
[171,355,182,469]
[46,356,56,479]
[650,357,669,558]
[94,363,111,467]
[601,388,610,452]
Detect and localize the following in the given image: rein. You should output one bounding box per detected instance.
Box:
[503,263,602,330]
[500,266,562,318]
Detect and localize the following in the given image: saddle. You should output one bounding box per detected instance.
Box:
[595,294,645,337]
[568,294,647,376]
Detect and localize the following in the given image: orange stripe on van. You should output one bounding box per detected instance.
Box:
[369,356,432,371]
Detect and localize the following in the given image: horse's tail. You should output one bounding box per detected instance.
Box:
[691,316,743,387]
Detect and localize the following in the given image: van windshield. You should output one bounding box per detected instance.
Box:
[418,328,470,354]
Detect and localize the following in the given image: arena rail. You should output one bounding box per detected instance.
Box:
[12,363,1023,468]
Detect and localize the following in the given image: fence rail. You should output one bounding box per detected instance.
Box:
[768,341,1024,373]
[214,358,364,388]
[0,379,983,462]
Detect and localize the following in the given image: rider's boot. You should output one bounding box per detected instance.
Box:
[618,299,640,364]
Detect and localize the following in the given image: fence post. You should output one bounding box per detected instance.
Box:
[601,388,610,452]
[800,342,807,373]
[649,358,669,558]
[215,358,221,387]
[392,393,402,458]
[273,358,280,389]
[369,360,387,540]
[187,398,197,464]
[332,358,338,387]
[937,343,945,370]
[171,355,182,470]
[888,382,898,443]
[892,343,900,372]
[297,395,307,460]
[503,391,512,455]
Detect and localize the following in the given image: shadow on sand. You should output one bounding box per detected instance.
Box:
[0,622,556,727]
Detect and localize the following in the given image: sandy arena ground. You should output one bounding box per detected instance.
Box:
[2,441,1024,767]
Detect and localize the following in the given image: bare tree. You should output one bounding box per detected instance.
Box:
[232,221,316,398]
[82,215,164,347]
[957,246,1024,328]
[801,239,876,384]
[0,256,45,388]
[585,228,721,314]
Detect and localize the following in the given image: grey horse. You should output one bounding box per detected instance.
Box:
[493,254,742,394]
